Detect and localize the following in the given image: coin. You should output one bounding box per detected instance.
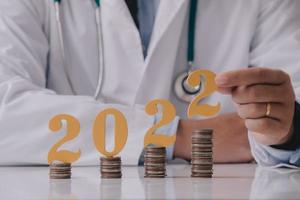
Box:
[191,129,214,178]
[49,163,72,179]
[144,146,166,178]
[100,157,122,179]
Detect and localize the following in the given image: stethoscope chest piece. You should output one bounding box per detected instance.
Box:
[174,70,202,103]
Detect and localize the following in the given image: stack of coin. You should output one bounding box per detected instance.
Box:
[49,163,72,179]
[144,146,166,178]
[191,129,214,178]
[100,157,122,179]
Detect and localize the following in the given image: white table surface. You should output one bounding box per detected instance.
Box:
[0,164,299,200]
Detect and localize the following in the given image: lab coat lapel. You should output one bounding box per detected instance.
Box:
[133,0,188,104]
[146,0,187,64]
[101,0,187,105]
[101,0,145,105]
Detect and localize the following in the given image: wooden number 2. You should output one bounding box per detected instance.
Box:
[144,99,177,147]
[187,69,221,118]
[48,114,81,164]
[93,108,128,157]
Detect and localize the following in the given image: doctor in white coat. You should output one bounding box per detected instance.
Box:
[0,0,299,167]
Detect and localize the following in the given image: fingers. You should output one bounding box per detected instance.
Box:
[215,68,289,87]
[217,87,232,94]
[215,67,295,145]
[245,118,284,138]
[236,103,282,120]
[232,84,287,104]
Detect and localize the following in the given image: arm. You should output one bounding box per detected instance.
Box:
[174,113,253,163]
[215,0,300,167]
[0,0,153,165]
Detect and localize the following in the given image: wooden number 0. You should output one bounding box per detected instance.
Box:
[144,99,177,147]
[48,114,81,164]
[93,108,128,157]
[187,69,221,118]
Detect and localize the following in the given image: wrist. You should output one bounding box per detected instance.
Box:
[271,101,300,150]
[173,119,191,160]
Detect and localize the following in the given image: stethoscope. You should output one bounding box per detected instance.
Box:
[54,0,201,102]
[54,0,103,99]
[174,0,202,103]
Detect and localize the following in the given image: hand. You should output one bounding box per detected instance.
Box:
[174,113,253,163]
[215,67,296,146]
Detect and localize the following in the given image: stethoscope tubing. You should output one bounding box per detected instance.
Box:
[54,0,103,99]
[187,0,198,68]
[94,5,105,99]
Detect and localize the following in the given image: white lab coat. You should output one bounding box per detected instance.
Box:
[0,0,300,166]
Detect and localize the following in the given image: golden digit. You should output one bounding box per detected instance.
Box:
[187,69,221,118]
[144,99,177,147]
[48,114,81,164]
[93,108,128,157]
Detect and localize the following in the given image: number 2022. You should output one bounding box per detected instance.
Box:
[48,70,221,164]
